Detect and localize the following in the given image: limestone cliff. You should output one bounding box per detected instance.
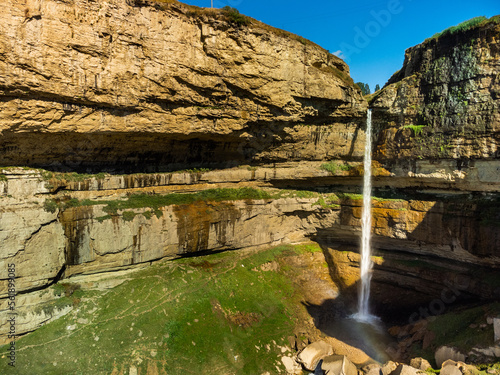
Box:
[0,0,365,172]
[371,16,500,170]
[2,3,500,350]
[2,167,500,342]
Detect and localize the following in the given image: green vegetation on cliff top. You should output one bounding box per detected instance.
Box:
[0,244,321,375]
[44,186,499,220]
[426,15,500,42]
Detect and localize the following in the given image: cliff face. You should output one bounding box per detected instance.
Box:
[0,0,365,172]
[371,17,500,166]
[1,1,500,350]
[1,168,500,342]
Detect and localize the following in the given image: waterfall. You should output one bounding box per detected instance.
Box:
[353,109,377,323]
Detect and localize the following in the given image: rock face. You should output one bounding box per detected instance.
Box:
[2,165,500,342]
[60,197,337,276]
[323,195,500,265]
[0,171,341,298]
[371,17,500,165]
[0,0,365,172]
[1,1,500,361]
[3,167,500,299]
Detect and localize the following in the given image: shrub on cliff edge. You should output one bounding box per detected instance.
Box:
[428,16,488,41]
[222,6,250,26]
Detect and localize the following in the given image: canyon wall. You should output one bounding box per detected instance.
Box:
[1,0,500,345]
[371,17,500,171]
[1,166,500,341]
[2,167,499,299]
[0,0,365,172]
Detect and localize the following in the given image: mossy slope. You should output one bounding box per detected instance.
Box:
[0,244,322,374]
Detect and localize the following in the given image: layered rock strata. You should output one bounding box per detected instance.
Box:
[1,0,500,353]
[2,168,500,342]
[0,0,365,171]
[371,17,500,168]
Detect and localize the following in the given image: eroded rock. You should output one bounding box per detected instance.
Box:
[410,357,432,371]
[297,340,334,371]
[0,0,366,171]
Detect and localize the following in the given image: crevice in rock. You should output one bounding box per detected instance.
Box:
[23,218,58,245]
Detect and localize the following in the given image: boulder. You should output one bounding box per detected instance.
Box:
[362,363,383,375]
[435,346,466,367]
[321,355,358,375]
[391,364,419,375]
[381,361,399,375]
[410,357,432,371]
[281,356,302,375]
[460,362,484,375]
[297,340,334,371]
[440,360,462,375]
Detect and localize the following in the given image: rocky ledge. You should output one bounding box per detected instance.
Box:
[1,168,500,343]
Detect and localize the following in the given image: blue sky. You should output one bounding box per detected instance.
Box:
[180,0,500,92]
